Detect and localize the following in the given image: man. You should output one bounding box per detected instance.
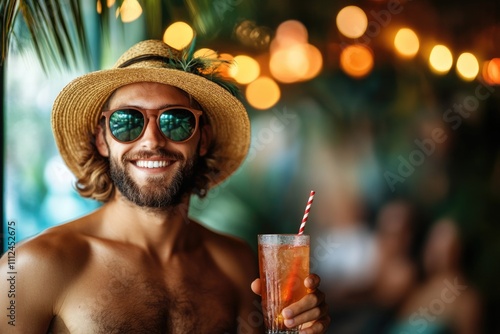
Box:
[1,40,329,333]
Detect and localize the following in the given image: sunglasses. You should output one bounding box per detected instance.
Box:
[102,106,203,143]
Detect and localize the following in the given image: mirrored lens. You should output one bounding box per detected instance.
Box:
[109,109,144,142]
[158,108,196,142]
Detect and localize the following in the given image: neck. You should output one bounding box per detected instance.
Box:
[98,192,195,259]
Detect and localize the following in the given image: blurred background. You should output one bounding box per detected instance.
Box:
[2,0,500,333]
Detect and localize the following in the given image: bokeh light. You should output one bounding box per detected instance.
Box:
[456,52,479,81]
[192,48,218,74]
[96,0,116,14]
[300,44,323,80]
[119,0,142,23]
[234,20,272,49]
[394,28,420,58]
[429,45,453,74]
[268,19,321,83]
[217,53,234,78]
[273,20,308,50]
[163,21,194,50]
[483,58,500,85]
[340,44,374,78]
[194,48,217,59]
[488,58,500,83]
[269,43,323,83]
[336,6,368,39]
[229,55,260,84]
[246,76,281,110]
[270,45,308,83]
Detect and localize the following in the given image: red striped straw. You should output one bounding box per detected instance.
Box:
[298,190,315,235]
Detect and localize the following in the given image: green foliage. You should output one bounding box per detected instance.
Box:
[166,40,241,98]
[1,0,89,72]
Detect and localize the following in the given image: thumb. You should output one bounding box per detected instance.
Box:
[251,278,261,296]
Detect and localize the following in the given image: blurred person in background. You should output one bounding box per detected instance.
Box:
[387,218,482,334]
[360,199,420,333]
[321,199,419,334]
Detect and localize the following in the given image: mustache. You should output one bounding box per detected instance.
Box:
[124,148,184,161]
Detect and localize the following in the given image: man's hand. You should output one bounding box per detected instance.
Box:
[251,274,330,333]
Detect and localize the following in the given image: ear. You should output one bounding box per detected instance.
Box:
[95,124,110,157]
[199,124,212,157]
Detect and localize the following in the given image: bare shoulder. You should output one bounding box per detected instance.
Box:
[195,222,258,283]
[197,223,256,261]
[2,221,91,273]
[0,221,92,333]
[0,221,93,302]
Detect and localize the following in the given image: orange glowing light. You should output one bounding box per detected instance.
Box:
[274,20,309,49]
[120,0,142,23]
[270,43,310,83]
[340,44,374,78]
[429,45,453,74]
[487,58,500,84]
[218,53,234,78]
[246,76,281,110]
[336,6,368,39]
[194,48,217,59]
[229,55,260,84]
[394,28,420,58]
[163,22,194,50]
[269,43,323,83]
[456,52,479,81]
[300,43,323,81]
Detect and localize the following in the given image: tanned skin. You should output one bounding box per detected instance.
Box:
[0,83,329,334]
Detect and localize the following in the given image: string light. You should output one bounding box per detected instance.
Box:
[429,45,453,74]
[456,52,479,81]
[336,6,368,39]
[483,59,500,85]
[119,0,142,23]
[163,22,194,50]
[246,76,281,110]
[340,44,374,78]
[394,28,420,58]
[229,55,260,84]
[218,53,234,78]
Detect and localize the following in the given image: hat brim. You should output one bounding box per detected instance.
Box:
[51,67,250,189]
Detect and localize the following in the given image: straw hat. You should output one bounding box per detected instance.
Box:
[51,39,250,189]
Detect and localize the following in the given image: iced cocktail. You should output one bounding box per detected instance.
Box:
[258,234,310,333]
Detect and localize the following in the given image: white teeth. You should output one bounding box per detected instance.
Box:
[136,160,170,168]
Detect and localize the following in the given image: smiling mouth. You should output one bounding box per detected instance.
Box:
[135,160,173,169]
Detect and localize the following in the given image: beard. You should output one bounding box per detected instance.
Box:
[109,148,198,209]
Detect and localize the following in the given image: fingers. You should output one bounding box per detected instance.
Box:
[283,296,330,333]
[250,278,261,296]
[305,273,321,292]
[281,274,330,333]
[252,273,330,333]
[283,296,330,334]
[282,290,326,322]
[298,315,331,334]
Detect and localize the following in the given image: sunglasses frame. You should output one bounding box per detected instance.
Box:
[101,106,203,144]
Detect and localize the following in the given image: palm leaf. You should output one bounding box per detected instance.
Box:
[0,0,18,62]
[1,0,90,72]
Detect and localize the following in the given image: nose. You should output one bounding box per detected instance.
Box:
[139,116,167,148]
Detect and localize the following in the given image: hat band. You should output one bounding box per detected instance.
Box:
[117,54,172,68]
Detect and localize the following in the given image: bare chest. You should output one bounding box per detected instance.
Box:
[52,251,239,333]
